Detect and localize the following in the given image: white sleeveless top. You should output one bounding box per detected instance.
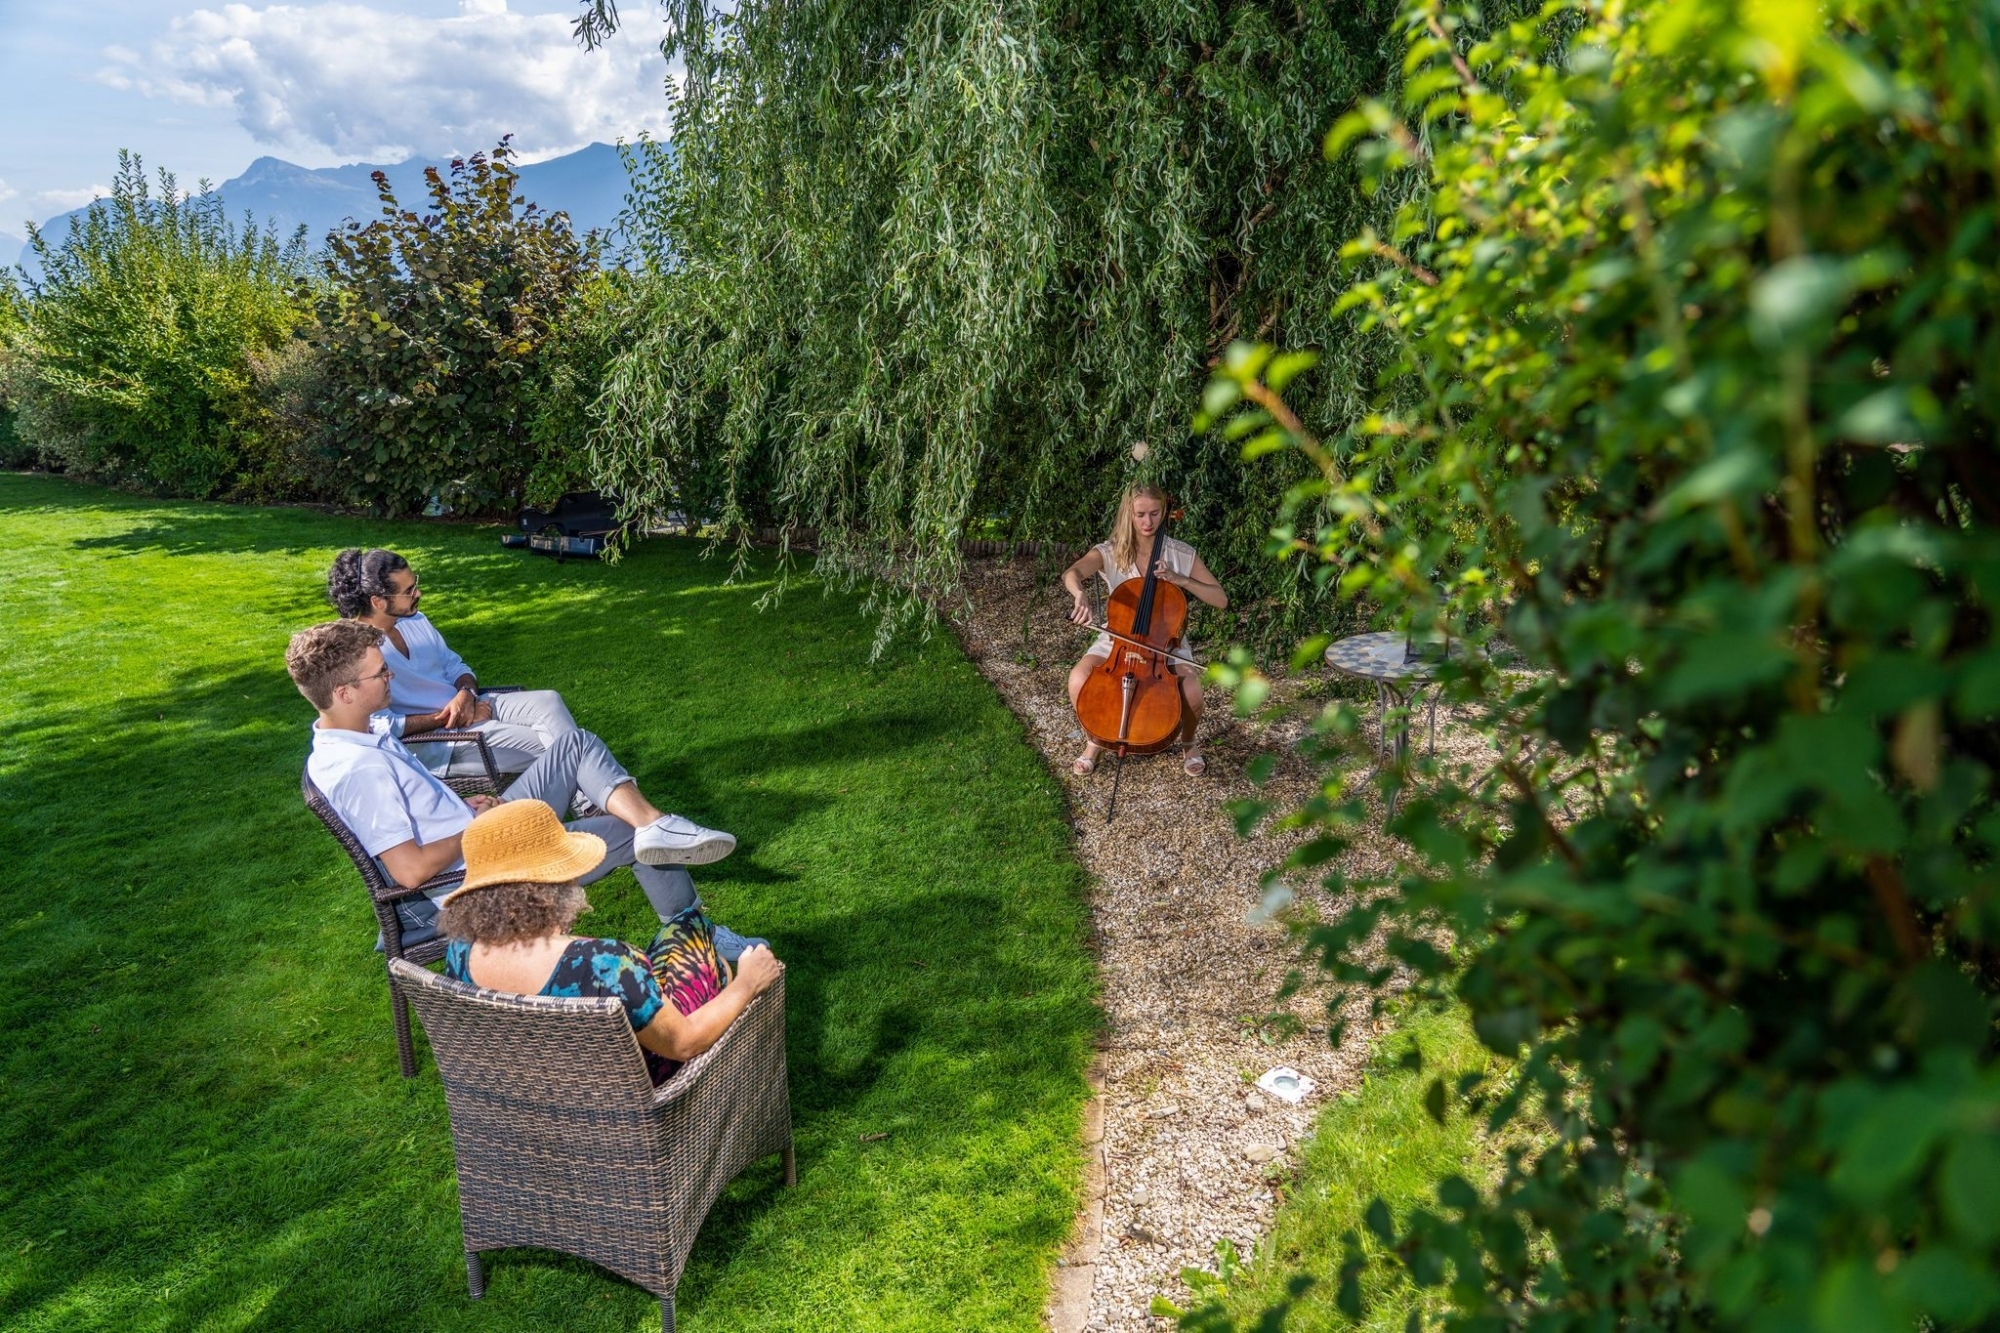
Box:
[1087,536,1200,666]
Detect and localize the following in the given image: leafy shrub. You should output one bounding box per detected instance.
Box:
[309,139,593,516]
[1208,0,2000,1326]
[230,336,344,504]
[10,154,310,496]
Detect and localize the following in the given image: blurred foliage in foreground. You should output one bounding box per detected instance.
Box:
[1205,0,2000,1326]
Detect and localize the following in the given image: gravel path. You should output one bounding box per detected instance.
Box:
[947,558,1485,1331]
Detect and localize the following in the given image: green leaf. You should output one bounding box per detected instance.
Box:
[1652,450,1774,517]
[1955,654,2000,718]
[1241,427,1289,461]
[1436,1175,1478,1211]
[1673,1159,1749,1235]
[1814,1261,1899,1333]
[1891,1247,2000,1323]
[1201,378,1241,418]
[1661,632,1795,706]
[1940,1136,2000,1244]
[1897,960,1990,1050]
[1837,388,1925,444]
[1266,350,1320,392]
[1290,634,1332,670]
[1223,341,1271,379]
[1829,1089,1949,1203]
[1749,256,1853,348]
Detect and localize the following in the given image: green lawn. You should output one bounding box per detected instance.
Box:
[0,472,1097,1332]
[1221,1003,1503,1331]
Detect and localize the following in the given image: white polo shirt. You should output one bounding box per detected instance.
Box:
[307,721,473,868]
[378,613,477,715]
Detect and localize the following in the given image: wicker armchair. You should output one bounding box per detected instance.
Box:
[388,957,794,1332]
[301,728,501,1078]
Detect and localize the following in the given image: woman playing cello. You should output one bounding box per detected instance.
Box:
[1062,484,1229,777]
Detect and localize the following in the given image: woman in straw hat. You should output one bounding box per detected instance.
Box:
[437,799,781,1084]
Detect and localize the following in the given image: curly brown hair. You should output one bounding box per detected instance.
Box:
[438,879,591,947]
[285,618,385,710]
[326,548,411,618]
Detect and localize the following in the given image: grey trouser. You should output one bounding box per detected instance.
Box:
[392,730,697,948]
[501,729,698,921]
[417,688,579,778]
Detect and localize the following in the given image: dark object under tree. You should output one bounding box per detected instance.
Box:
[503,489,626,558]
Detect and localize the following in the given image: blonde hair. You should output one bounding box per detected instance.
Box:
[1109,485,1169,574]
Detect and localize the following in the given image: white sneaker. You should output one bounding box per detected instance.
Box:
[634,814,737,866]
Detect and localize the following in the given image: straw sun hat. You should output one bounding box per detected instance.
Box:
[437,799,605,905]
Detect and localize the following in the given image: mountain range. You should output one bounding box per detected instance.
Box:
[12,141,640,274]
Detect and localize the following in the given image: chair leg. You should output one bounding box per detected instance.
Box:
[391,977,418,1079]
[466,1251,486,1299]
[782,1145,797,1187]
[661,1294,676,1333]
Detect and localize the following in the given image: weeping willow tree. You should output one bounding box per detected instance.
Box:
[576,0,1450,647]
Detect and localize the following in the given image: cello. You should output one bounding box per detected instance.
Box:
[1073,505,1191,821]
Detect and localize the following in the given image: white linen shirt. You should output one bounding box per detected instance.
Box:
[307,721,473,867]
[1087,535,1202,666]
[378,612,476,715]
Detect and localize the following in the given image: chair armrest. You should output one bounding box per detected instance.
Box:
[649,966,788,1111]
[422,729,503,793]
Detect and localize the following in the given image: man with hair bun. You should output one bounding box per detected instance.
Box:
[286,619,763,956]
[326,547,577,777]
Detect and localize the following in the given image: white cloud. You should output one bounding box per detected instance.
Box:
[1,182,114,231]
[32,185,114,220]
[97,1,675,163]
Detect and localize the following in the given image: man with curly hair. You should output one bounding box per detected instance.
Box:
[287,618,761,954]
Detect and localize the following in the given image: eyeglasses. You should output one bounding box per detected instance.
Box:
[384,581,420,599]
[345,666,394,688]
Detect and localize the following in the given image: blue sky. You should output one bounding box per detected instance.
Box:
[0,0,677,236]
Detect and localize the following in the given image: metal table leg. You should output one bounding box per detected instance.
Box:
[1378,681,1441,822]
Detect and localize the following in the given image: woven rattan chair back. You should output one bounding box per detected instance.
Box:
[300,728,499,1078]
[390,957,795,1332]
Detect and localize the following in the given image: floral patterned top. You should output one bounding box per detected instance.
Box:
[445,936,677,1084]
